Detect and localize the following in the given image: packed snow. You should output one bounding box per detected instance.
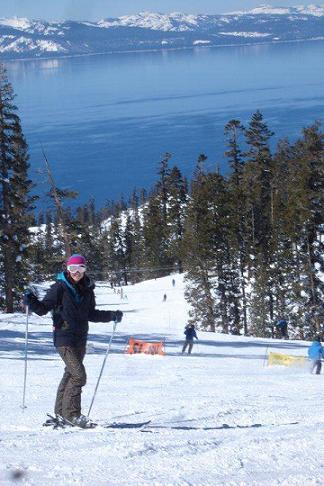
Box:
[1,274,323,485]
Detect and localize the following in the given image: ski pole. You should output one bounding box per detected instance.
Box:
[22,305,29,410]
[87,320,118,417]
[263,345,269,368]
[196,341,200,354]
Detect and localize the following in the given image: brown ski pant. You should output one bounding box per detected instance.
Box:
[54,345,86,420]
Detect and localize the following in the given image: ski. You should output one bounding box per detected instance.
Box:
[142,421,299,432]
[43,415,298,431]
[102,420,151,430]
[43,413,150,430]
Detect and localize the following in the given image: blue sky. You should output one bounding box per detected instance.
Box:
[0,1,306,20]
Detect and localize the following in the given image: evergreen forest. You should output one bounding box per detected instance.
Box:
[0,64,323,338]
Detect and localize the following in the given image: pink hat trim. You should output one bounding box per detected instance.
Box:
[66,254,86,266]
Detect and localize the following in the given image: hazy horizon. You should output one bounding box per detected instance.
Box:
[0,1,316,21]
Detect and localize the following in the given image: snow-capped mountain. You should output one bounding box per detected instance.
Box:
[1,5,324,59]
[228,4,324,15]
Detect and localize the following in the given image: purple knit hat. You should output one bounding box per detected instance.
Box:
[66,254,86,266]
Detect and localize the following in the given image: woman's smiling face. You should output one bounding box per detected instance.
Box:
[69,271,84,282]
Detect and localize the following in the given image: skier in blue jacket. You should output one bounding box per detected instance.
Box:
[182,323,198,355]
[308,336,324,375]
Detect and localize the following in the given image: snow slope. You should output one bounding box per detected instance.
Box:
[0,274,323,485]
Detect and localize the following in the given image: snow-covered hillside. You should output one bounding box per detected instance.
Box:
[230,4,324,16]
[1,274,324,485]
[97,12,203,32]
[1,5,324,59]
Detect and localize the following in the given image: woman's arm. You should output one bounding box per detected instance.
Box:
[27,283,62,316]
[88,291,122,323]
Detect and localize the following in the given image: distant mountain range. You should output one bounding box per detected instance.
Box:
[1,5,324,59]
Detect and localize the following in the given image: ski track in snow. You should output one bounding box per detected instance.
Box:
[1,274,324,485]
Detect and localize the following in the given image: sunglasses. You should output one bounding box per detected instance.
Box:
[67,264,86,274]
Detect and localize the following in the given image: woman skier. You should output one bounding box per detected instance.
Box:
[24,254,123,427]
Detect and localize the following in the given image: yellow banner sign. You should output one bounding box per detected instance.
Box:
[268,352,306,367]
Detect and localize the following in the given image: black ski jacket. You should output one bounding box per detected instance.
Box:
[28,272,116,347]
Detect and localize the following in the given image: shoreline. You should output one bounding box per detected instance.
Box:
[2,36,324,64]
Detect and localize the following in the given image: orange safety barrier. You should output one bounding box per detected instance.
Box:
[126,338,165,356]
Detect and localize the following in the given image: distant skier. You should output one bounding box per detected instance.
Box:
[182,323,198,355]
[308,335,324,375]
[163,293,167,302]
[24,254,123,428]
[172,279,175,288]
[276,318,288,339]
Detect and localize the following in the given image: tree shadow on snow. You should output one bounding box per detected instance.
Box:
[90,332,309,361]
[0,328,309,362]
[0,329,57,361]
[164,337,308,360]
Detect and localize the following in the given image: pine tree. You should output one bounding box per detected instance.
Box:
[244,111,274,256]
[0,65,35,311]
[224,119,244,183]
[243,111,275,336]
[156,152,171,227]
[142,195,172,278]
[266,140,304,337]
[225,119,248,334]
[183,156,218,331]
[292,124,324,337]
[165,166,188,273]
[106,216,126,286]
[210,172,241,334]
[43,152,78,257]
[124,193,146,283]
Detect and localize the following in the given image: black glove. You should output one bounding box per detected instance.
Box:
[113,310,123,323]
[23,289,38,307]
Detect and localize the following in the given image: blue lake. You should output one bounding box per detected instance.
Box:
[4,40,324,210]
